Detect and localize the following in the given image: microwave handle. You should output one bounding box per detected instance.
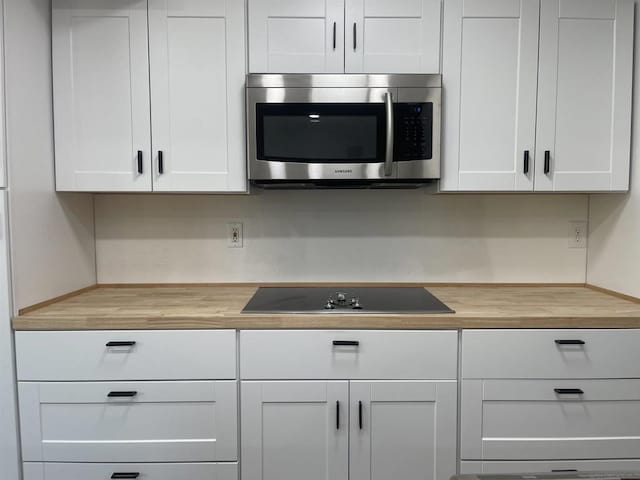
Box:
[384,91,394,176]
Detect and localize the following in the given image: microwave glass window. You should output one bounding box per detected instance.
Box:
[256,103,386,163]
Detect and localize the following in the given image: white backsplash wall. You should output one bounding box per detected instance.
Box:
[95,192,588,284]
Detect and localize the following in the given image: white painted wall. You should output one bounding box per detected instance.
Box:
[587,2,640,299]
[4,0,96,311]
[95,192,588,283]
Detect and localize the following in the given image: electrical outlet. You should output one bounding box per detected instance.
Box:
[228,223,243,248]
[568,221,587,249]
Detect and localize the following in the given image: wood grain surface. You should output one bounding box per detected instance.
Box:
[12,284,640,330]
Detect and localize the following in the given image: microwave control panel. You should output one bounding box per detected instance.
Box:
[394,103,433,161]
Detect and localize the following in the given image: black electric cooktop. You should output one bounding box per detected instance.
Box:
[242,287,455,314]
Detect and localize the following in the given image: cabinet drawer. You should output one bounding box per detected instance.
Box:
[23,462,237,480]
[240,330,458,380]
[462,329,640,379]
[461,379,640,460]
[19,381,237,462]
[15,330,236,380]
[461,460,640,475]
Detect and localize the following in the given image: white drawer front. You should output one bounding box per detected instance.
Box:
[19,381,237,462]
[15,330,236,380]
[461,379,640,460]
[462,329,640,379]
[240,330,458,380]
[23,462,237,480]
[461,460,640,475]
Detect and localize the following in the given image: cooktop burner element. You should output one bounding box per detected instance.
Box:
[242,287,455,314]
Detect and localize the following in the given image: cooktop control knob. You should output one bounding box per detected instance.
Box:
[324,300,335,310]
[336,292,347,303]
[352,298,363,309]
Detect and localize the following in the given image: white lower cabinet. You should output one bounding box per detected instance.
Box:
[241,381,349,480]
[241,380,457,480]
[19,380,238,463]
[462,379,640,460]
[460,460,640,475]
[23,462,238,480]
[350,381,457,480]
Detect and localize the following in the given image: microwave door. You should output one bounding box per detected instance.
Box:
[247,88,399,181]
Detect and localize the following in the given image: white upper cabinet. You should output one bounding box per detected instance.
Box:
[149,0,246,192]
[442,0,634,192]
[441,0,539,192]
[53,0,152,192]
[248,0,442,74]
[248,0,345,73]
[53,0,246,192]
[345,0,442,73]
[535,0,634,191]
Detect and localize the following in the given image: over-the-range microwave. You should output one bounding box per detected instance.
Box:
[246,74,441,188]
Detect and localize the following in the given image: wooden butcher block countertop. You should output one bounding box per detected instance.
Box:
[12,284,640,330]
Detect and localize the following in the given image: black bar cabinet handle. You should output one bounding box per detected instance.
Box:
[111,474,140,480]
[544,150,551,174]
[106,341,136,347]
[336,401,340,429]
[158,151,164,175]
[358,400,363,429]
[555,339,585,345]
[353,23,357,50]
[554,388,584,395]
[552,470,578,473]
[137,151,143,174]
[333,340,359,346]
[108,391,138,398]
[333,22,336,50]
[523,150,530,174]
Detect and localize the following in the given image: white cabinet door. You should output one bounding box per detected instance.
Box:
[149,0,246,192]
[248,0,344,73]
[441,0,539,191]
[350,381,457,480]
[241,381,349,480]
[52,0,152,191]
[535,0,634,191]
[19,381,238,462]
[345,0,441,73]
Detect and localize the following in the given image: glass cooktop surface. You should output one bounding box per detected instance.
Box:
[242,287,454,314]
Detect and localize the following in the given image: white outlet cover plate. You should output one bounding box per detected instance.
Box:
[568,221,587,249]
[227,222,243,248]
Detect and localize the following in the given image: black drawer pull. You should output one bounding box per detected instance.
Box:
[554,388,584,395]
[108,391,138,398]
[358,400,363,430]
[555,339,585,345]
[137,151,143,174]
[158,150,164,174]
[336,401,340,430]
[111,474,140,479]
[333,340,359,346]
[552,470,578,473]
[523,150,530,174]
[106,341,136,347]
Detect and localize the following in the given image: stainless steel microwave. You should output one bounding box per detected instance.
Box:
[246,74,441,188]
